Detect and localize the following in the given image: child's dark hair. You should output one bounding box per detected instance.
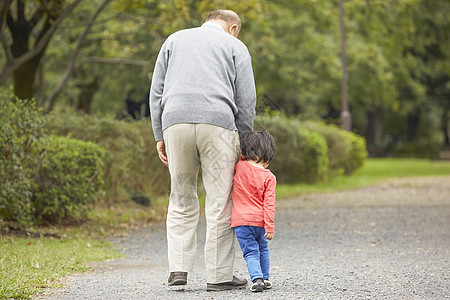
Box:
[241,130,276,164]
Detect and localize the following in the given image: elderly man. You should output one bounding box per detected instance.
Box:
[149,9,256,291]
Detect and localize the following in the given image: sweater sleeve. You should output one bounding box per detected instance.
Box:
[149,42,168,141]
[234,56,256,137]
[263,174,276,232]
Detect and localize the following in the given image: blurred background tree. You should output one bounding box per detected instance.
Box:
[1,0,448,157]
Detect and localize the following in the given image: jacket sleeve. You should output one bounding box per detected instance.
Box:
[149,42,168,141]
[263,174,276,232]
[234,56,256,137]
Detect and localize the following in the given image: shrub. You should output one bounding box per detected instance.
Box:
[392,137,441,159]
[254,115,329,183]
[302,121,367,176]
[0,89,45,226]
[45,109,170,204]
[44,108,366,202]
[346,132,367,174]
[0,89,106,227]
[32,136,105,224]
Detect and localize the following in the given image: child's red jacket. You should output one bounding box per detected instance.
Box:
[231,160,276,232]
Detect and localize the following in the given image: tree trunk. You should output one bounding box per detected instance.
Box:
[442,106,449,148]
[406,108,421,142]
[366,106,383,150]
[8,0,35,100]
[339,0,351,131]
[0,0,83,97]
[13,50,45,100]
[74,77,100,114]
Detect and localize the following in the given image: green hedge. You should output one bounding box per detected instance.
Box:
[392,138,441,159]
[33,136,105,224]
[254,115,329,183]
[0,89,105,227]
[301,121,367,176]
[46,111,367,194]
[0,90,45,225]
[1,88,367,226]
[45,109,170,204]
[347,131,367,174]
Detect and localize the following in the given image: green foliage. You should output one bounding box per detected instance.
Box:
[254,115,329,183]
[347,132,367,174]
[33,136,105,224]
[302,121,367,176]
[247,1,341,116]
[45,109,170,204]
[44,111,366,194]
[1,86,367,222]
[2,0,448,157]
[392,139,442,159]
[0,89,106,227]
[0,89,45,226]
[254,115,367,183]
[384,106,444,158]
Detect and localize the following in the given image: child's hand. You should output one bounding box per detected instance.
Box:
[264,232,274,240]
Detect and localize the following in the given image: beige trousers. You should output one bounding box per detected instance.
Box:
[163,123,240,283]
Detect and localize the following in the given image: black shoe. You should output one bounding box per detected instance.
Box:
[206,276,248,291]
[168,272,187,286]
[250,278,264,292]
[263,279,272,290]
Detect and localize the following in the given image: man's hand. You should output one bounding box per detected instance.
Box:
[156,140,168,167]
[264,231,274,240]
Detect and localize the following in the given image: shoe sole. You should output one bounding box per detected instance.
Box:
[168,276,187,286]
[251,285,264,292]
[206,284,247,291]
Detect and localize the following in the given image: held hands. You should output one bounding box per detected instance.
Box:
[156,140,168,167]
[264,232,274,240]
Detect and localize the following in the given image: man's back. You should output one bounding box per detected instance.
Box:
[163,24,249,104]
[150,22,256,141]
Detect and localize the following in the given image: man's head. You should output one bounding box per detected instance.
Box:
[206,9,241,37]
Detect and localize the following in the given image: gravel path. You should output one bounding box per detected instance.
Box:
[38,176,450,299]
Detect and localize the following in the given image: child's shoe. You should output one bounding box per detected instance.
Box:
[250,278,264,292]
[263,279,272,289]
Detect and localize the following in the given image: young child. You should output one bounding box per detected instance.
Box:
[231,130,277,292]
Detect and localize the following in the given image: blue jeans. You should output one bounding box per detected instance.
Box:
[234,226,270,282]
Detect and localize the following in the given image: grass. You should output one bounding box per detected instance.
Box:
[85,201,167,234]
[0,235,123,299]
[0,199,168,299]
[276,158,450,199]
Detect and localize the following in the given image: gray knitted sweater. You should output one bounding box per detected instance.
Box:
[149,22,257,141]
